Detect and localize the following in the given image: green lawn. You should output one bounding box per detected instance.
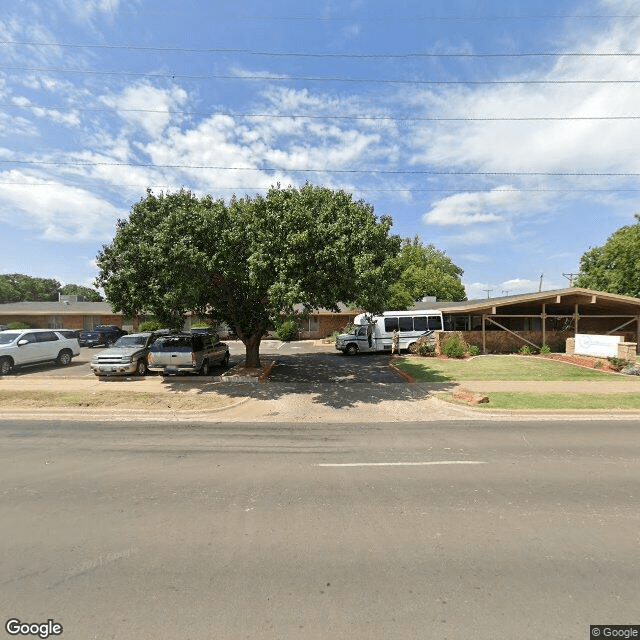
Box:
[439,391,640,410]
[395,355,625,382]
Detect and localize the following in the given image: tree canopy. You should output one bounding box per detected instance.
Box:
[0,274,61,303]
[574,214,640,297]
[95,185,402,366]
[0,274,103,303]
[383,236,467,309]
[58,284,103,302]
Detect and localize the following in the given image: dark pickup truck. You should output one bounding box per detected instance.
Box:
[78,325,128,348]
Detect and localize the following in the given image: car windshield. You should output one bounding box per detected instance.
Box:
[0,332,21,345]
[113,335,147,348]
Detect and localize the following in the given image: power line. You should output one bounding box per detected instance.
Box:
[5,41,640,58]
[4,159,640,177]
[3,66,640,85]
[7,102,640,122]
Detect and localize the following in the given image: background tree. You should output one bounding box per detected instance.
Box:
[574,214,640,297]
[0,274,61,303]
[58,284,103,302]
[383,236,467,309]
[96,185,401,367]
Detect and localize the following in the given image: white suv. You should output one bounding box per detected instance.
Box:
[0,329,80,375]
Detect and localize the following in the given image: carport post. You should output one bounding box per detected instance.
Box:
[482,315,486,354]
[542,303,546,348]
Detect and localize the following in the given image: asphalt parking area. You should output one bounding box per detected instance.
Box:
[268,351,404,384]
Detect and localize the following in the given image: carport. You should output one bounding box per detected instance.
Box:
[411,287,640,354]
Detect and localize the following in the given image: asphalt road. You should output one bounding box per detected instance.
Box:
[1,419,639,640]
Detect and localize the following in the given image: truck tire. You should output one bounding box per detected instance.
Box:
[135,359,148,376]
[200,360,210,376]
[345,343,358,356]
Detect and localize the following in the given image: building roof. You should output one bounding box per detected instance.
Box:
[0,301,121,315]
[409,288,640,316]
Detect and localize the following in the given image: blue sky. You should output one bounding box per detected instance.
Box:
[1,0,639,300]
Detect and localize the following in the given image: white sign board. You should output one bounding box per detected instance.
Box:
[574,333,622,358]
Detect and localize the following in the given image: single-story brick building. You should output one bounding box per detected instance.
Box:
[0,300,135,331]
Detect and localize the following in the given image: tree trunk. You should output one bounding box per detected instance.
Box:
[243,333,262,368]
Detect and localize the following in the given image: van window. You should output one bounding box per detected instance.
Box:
[413,316,427,331]
[384,317,399,332]
[428,316,443,330]
[398,316,413,332]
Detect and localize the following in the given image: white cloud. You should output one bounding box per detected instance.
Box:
[0,171,125,241]
[101,82,188,138]
[423,188,520,226]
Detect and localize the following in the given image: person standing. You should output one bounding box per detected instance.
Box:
[391,328,400,354]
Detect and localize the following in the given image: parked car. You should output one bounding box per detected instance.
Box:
[90,330,171,377]
[78,325,128,348]
[0,329,80,375]
[147,333,230,376]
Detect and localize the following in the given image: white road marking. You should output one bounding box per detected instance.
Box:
[315,461,486,467]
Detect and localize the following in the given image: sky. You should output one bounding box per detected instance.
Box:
[1,0,640,301]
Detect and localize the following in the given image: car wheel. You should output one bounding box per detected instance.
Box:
[135,359,147,376]
[408,342,416,354]
[56,350,72,366]
[200,360,210,376]
[0,357,13,375]
[345,343,358,356]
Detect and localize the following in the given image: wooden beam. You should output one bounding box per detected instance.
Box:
[591,295,597,303]
[556,295,562,303]
[606,318,637,335]
[485,317,541,349]
[482,315,486,354]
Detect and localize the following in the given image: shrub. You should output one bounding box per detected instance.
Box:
[519,345,535,355]
[443,335,465,358]
[467,344,481,357]
[608,357,628,372]
[7,322,31,329]
[594,359,603,369]
[417,342,436,356]
[138,319,166,332]
[540,344,551,355]
[275,319,299,342]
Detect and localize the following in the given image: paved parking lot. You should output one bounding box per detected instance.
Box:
[1,340,406,384]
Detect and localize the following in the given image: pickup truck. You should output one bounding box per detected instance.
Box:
[147,333,230,375]
[90,330,170,376]
[79,325,128,348]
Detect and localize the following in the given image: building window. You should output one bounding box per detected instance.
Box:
[48,315,63,329]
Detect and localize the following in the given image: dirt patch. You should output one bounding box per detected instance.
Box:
[0,389,241,411]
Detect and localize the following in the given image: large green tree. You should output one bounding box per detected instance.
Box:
[0,274,61,303]
[574,214,640,297]
[95,185,401,367]
[383,236,467,309]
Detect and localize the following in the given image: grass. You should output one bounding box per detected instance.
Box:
[439,391,640,410]
[395,355,625,383]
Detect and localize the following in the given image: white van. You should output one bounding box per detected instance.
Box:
[335,310,443,355]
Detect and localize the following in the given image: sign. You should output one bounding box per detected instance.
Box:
[574,333,622,358]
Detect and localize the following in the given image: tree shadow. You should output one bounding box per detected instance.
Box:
[157,353,458,410]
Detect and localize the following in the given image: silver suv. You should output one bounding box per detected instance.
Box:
[0,329,80,375]
[90,330,170,377]
[147,333,230,376]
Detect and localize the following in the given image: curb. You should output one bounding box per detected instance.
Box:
[388,357,416,383]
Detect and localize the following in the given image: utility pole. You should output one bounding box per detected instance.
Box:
[501,290,510,296]
[482,289,493,298]
[538,273,543,292]
[562,272,580,286]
